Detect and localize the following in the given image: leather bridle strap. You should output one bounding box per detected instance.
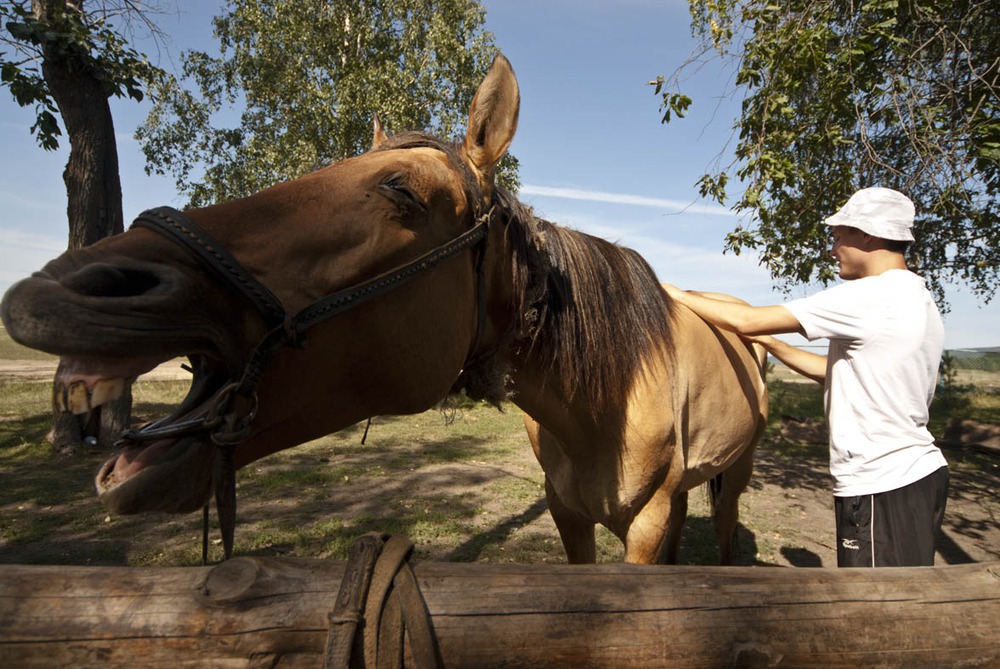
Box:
[292,215,491,332]
[232,209,492,402]
[325,533,441,669]
[129,205,492,412]
[127,205,491,562]
[131,207,286,329]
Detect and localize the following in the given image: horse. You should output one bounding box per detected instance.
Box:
[1,54,767,564]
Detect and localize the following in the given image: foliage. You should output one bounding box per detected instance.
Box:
[657,0,999,307]
[137,0,516,208]
[0,0,162,151]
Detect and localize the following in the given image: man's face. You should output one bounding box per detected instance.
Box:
[830,226,868,280]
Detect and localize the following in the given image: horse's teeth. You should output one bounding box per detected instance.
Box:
[67,381,90,415]
[53,384,68,412]
[53,378,127,414]
[91,378,125,408]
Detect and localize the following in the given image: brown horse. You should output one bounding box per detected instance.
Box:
[1,55,767,564]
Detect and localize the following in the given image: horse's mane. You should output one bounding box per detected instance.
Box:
[493,188,675,413]
[376,132,674,412]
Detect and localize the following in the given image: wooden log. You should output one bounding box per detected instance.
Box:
[1,558,998,668]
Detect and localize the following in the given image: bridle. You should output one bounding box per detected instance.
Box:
[119,204,493,448]
[114,203,493,561]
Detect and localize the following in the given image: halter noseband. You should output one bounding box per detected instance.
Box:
[119,204,492,447]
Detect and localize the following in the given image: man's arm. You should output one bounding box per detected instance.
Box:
[661,285,825,384]
[749,335,827,384]
[662,284,805,337]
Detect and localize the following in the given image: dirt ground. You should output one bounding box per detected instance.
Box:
[743,432,1000,567]
[1,359,998,568]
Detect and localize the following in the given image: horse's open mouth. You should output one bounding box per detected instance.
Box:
[84,354,232,514]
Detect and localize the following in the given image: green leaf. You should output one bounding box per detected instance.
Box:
[138,0,504,206]
[658,0,1000,306]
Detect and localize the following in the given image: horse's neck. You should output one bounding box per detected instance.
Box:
[506,350,608,438]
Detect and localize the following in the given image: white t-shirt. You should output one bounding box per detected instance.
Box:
[784,270,947,496]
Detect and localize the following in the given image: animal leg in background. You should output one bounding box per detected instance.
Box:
[709,444,757,565]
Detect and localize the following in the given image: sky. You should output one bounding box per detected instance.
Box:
[1,0,996,350]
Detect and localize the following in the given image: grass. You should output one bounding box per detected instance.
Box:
[0,331,54,362]
[0,372,651,566]
[767,361,1000,436]
[0,378,53,420]
[0,366,560,565]
[1,325,998,567]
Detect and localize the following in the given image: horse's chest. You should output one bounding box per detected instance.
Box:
[541,434,671,517]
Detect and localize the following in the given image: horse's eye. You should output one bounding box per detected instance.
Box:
[380,175,426,211]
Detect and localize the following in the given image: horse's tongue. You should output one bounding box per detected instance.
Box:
[107,442,171,482]
[96,443,160,494]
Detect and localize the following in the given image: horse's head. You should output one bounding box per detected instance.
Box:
[1,55,521,516]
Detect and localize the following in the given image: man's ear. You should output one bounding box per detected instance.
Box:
[863,233,893,251]
[850,229,878,250]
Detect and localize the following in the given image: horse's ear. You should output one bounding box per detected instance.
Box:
[462,54,520,193]
[371,114,389,150]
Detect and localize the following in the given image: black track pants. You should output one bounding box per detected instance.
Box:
[834,466,949,568]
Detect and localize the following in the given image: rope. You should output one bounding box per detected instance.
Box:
[324,534,442,669]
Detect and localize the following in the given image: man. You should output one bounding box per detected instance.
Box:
[664,187,948,567]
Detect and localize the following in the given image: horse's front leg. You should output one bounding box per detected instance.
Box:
[624,479,683,564]
[544,477,597,563]
[523,416,598,563]
[663,489,688,564]
[622,447,691,564]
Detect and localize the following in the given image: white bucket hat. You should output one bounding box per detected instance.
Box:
[824,187,915,242]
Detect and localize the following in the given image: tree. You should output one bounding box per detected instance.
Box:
[1,0,164,448]
[1,0,161,246]
[138,0,515,208]
[654,0,999,307]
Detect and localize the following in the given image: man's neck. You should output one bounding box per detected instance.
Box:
[860,250,909,278]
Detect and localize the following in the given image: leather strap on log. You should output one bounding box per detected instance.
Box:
[324,533,442,669]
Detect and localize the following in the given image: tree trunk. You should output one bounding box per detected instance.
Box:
[33,0,132,451]
[1,558,997,668]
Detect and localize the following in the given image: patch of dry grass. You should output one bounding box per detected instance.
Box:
[2,327,997,567]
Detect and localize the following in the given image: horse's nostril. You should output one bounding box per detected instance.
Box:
[61,263,162,298]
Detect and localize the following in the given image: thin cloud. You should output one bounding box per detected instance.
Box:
[521,184,734,217]
[0,229,65,292]
[1,229,64,253]
[0,187,64,214]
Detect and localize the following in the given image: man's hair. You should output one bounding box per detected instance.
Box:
[844,226,911,254]
[881,238,910,254]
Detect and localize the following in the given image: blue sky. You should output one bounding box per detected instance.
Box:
[1,0,996,349]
